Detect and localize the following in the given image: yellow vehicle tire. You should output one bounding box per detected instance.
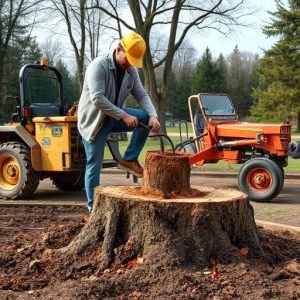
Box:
[0,142,39,199]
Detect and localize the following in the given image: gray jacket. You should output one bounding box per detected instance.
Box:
[77,52,158,142]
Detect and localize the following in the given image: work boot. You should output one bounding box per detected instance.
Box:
[118,160,144,178]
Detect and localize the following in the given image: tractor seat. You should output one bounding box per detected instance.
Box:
[30,103,61,118]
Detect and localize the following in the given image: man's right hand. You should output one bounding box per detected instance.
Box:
[122,114,139,127]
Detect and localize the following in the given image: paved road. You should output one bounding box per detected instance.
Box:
[1,168,299,227]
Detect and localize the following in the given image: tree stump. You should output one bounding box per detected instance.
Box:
[60,151,262,270]
[142,152,191,197]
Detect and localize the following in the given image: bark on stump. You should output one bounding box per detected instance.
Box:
[61,152,262,269]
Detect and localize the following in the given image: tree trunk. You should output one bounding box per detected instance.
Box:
[0,53,6,99]
[60,152,262,270]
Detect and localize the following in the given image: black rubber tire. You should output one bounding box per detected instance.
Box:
[238,158,284,202]
[0,142,39,199]
[288,141,300,159]
[274,162,285,197]
[51,171,84,191]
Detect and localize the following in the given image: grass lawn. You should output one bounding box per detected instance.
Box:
[104,134,300,172]
[165,125,193,134]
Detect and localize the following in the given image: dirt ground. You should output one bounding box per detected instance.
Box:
[0,203,299,299]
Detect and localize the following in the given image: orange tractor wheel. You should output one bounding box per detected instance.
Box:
[238,158,284,202]
[0,142,39,199]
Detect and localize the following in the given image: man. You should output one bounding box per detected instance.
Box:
[78,32,160,213]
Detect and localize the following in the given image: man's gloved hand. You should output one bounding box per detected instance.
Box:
[149,116,160,132]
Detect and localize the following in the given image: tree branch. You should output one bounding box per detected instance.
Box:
[87,3,135,31]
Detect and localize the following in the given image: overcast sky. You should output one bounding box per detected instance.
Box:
[198,0,286,58]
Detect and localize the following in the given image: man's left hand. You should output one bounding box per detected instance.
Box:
[149,116,160,132]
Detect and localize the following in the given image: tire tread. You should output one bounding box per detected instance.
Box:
[0,142,39,199]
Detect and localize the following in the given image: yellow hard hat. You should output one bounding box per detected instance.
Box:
[121,32,146,68]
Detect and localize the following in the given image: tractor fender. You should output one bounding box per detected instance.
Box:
[0,125,42,170]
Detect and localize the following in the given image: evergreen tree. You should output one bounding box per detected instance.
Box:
[192,47,228,97]
[0,37,43,123]
[55,59,81,104]
[192,48,217,94]
[215,54,228,93]
[251,0,300,127]
[166,71,177,115]
[227,46,244,115]
[0,1,41,101]
[173,67,193,120]
[227,46,259,118]
[6,38,43,95]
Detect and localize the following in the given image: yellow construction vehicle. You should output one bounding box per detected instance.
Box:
[0,60,121,199]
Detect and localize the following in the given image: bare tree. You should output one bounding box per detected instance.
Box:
[92,0,254,130]
[0,0,42,97]
[40,38,63,65]
[47,0,116,89]
[172,40,197,79]
[48,0,87,89]
[86,4,101,60]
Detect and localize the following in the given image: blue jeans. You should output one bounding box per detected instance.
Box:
[82,108,150,212]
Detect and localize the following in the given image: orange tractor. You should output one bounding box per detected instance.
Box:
[176,93,300,202]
